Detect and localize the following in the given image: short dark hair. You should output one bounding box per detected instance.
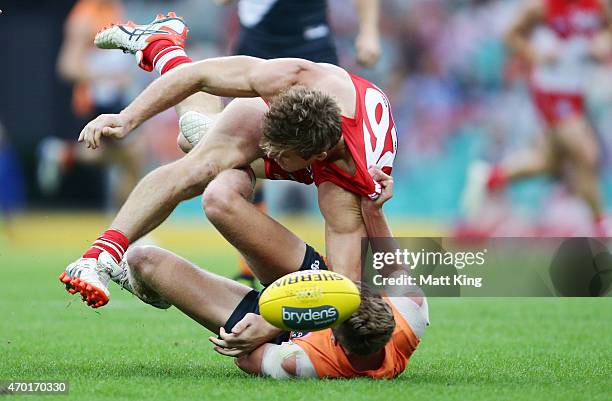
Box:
[261,86,342,158]
[333,283,396,356]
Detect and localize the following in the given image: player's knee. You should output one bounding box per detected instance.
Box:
[126,245,161,281]
[202,169,254,217]
[202,178,242,221]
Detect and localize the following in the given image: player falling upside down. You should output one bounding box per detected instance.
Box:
[74,165,428,379]
[463,0,612,236]
[59,13,398,308]
[214,0,382,286]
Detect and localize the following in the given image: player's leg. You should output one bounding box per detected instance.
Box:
[176,93,223,153]
[60,98,267,308]
[496,132,559,183]
[94,13,223,153]
[107,144,144,209]
[318,182,427,330]
[482,89,564,186]
[37,134,146,207]
[175,91,222,118]
[203,168,325,285]
[461,130,560,218]
[110,98,266,241]
[233,180,264,287]
[125,245,251,333]
[554,115,604,232]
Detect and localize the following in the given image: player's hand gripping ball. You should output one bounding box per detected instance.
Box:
[259,270,360,331]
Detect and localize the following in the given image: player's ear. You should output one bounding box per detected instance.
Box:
[314,152,327,161]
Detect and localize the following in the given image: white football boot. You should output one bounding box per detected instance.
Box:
[460,160,491,220]
[60,252,171,309]
[94,12,188,71]
[59,255,117,308]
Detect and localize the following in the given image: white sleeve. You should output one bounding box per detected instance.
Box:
[261,342,318,379]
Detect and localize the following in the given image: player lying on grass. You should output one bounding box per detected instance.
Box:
[59,13,398,308]
[89,166,427,379]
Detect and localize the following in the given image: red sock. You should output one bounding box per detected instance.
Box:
[140,39,192,74]
[486,165,507,192]
[83,229,130,264]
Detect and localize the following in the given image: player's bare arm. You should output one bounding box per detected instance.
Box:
[590,0,612,61]
[233,343,301,378]
[57,17,92,83]
[209,313,281,357]
[80,56,354,149]
[78,57,263,148]
[249,162,386,282]
[360,167,396,250]
[58,14,131,86]
[505,0,545,64]
[318,182,367,281]
[234,343,272,376]
[353,0,381,67]
[360,167,424,303]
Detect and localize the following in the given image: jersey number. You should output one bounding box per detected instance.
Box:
[363,88,397,170]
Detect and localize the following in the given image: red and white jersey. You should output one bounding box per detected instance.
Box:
[264,74,398,200]
[531,0,606,93]
[545,0,604,38]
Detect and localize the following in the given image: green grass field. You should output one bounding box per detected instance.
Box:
[0,214,610,401]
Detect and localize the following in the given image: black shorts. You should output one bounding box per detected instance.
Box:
[223,244,327,344]
[235,29,338,65]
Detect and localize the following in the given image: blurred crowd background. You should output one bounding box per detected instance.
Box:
[2,0,612,235]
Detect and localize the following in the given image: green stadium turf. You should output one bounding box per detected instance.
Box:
[0,216,610,401]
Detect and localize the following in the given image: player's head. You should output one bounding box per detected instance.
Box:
[261,86,342,172]
[333,283,396,356]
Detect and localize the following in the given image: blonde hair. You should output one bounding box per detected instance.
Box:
[261,86,342,158]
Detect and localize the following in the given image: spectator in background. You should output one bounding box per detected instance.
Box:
[217,0,381,67]
[37,0,143,210]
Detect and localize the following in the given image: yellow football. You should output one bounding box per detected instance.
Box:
[259,270,361,331]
